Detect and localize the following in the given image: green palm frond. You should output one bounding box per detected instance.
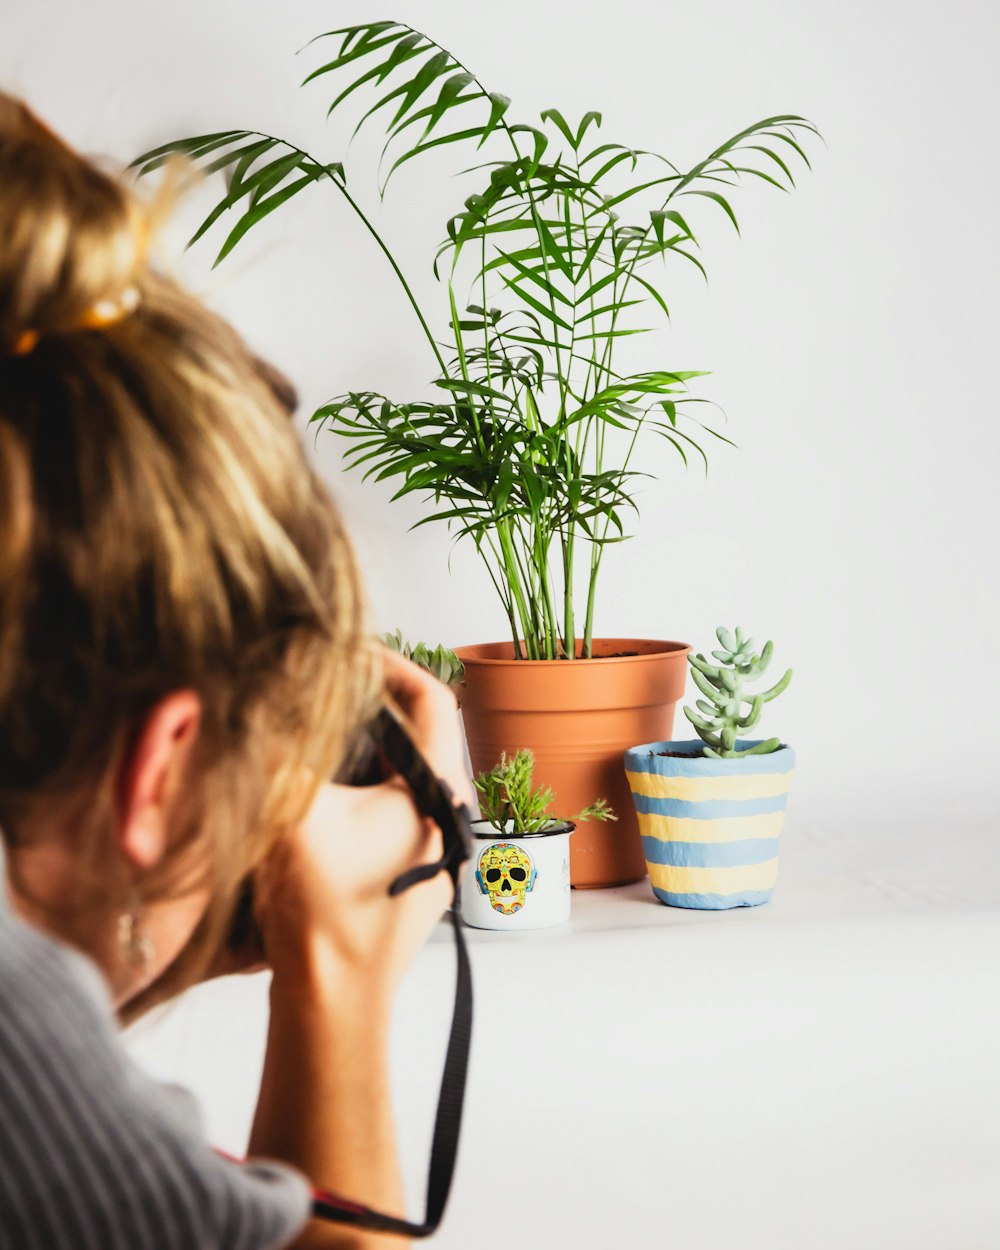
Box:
[132,131,342,266]
[300,20,511,192]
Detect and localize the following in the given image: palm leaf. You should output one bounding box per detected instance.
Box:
[301,19,513,186]
[135,131,340,266]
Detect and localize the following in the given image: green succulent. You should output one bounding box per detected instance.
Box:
[474,748,615,836]
[683,626,792,759]
[381,628,465,691]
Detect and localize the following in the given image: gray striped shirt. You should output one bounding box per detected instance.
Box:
[0,850,310,1249]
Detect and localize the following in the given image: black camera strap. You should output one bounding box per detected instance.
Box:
[310,835,472,1237]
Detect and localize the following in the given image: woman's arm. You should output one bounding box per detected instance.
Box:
[250,961,401,1250]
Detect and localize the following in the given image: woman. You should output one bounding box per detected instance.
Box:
[0,94,468,1249]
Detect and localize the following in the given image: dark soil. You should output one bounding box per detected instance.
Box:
[652,745,787,759]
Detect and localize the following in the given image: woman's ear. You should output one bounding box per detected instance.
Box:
[117,691,201,870]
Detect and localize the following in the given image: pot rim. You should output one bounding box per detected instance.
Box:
[625,738,795,774]
[469,818,575,840]
[456,638,690,666]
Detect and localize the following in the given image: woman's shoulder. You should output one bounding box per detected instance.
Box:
[0,870,113,1032]
[0,868,146,1148]
[0,863,310,1250]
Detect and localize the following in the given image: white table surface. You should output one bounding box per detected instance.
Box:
[125,823,1000,1249]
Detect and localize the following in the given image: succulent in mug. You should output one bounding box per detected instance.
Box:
[474,748,615,835]
[683,627,792,759]
[381,628,465,691]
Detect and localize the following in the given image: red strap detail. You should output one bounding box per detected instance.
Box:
[214,1148,371,1219]
[213,1148,246,1165]
[312,1189,370,1216]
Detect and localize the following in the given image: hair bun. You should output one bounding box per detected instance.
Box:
[0,93,143,354]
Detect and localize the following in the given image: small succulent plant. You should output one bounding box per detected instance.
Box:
[382,628,465,691]
[683,626,792,759]
[475,749,616,836]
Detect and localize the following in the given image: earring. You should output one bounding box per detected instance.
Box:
[117,899,156,976]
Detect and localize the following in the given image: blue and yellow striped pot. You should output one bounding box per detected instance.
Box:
[624,739,795,909]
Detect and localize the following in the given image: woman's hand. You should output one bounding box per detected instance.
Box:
[253,649,470,1002]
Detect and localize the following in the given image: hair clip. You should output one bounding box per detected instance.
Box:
[10,285,141,357]
[12,329,39,357]
[80,285,141,329]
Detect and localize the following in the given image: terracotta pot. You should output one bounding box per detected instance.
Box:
[455,639,691,888]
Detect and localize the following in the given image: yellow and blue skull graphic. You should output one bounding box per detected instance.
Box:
[476,842,537,915]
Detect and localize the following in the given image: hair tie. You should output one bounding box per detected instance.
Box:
[11,284,141,357]
[12,329,39,357]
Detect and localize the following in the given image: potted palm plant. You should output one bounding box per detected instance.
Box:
[135,19,818,886]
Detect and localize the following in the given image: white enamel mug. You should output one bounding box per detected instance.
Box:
[460,820,574,931]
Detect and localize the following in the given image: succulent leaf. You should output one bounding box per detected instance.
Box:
[380,629,466,690]
[577,797,617,823]
[738,695,762,731]
[690,665,725,701]
[689,653,722,679]
[733,736,781,756]
[761,667,793,702]
[683,706,716,733]
[717,626,737,652]
[383,627,405,652]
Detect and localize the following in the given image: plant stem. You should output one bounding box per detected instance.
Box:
[448,281,488,454]
[561,543,574,656]
[480,533,521,656]
[537,530,559,659]
[583,560,599,657]
[497,519,536,658]
[327,175,446,376]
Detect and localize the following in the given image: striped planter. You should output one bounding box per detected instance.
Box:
[624,739,795,909]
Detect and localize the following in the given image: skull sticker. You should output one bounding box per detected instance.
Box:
[476,842,536,915]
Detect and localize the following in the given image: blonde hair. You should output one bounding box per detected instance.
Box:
[0,94,379,1011]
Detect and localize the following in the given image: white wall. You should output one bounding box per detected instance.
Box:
[4,0,998,834]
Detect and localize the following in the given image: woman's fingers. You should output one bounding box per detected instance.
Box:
[379,648,472,807]
[380,647,458,726]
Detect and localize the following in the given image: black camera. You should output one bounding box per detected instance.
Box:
[354,701,472,879]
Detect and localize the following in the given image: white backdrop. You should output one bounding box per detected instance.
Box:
[3,0,998,837]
